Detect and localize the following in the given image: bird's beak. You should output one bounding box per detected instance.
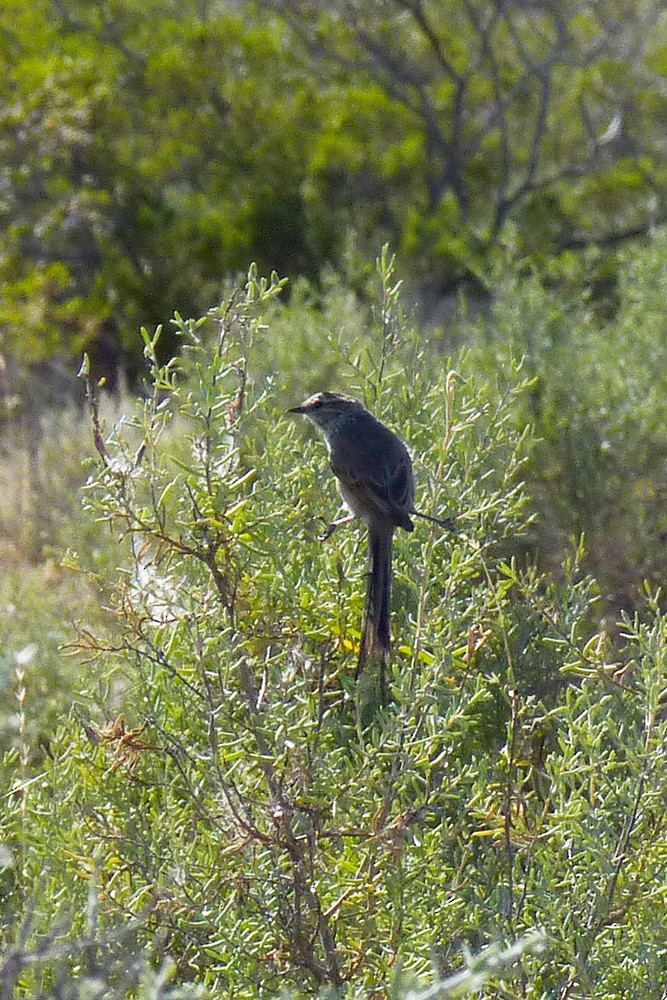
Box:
[287,405,305,414]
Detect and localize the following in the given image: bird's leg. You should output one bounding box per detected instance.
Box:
[319,511,355,542]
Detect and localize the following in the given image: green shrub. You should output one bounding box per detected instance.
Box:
[0,397,129,758]
[4,257,667,997]
[463,233,667,618]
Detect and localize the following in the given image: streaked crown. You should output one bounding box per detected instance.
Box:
[290,391,360,411]
[288,391,365,430]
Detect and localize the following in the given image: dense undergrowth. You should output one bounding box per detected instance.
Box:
[3,246,667,996]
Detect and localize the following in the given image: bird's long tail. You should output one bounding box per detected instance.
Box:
[358,527,393,685]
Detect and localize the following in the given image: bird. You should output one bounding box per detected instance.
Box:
[288,391,455,682]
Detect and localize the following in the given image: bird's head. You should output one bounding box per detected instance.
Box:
[288,392,363,432]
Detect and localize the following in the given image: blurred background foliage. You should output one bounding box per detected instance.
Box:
[1,0,666,378]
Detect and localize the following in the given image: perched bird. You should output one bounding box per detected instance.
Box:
[289,391,454,678]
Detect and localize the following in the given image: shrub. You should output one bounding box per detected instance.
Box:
[4,257,667,997]
[473,233,667,615]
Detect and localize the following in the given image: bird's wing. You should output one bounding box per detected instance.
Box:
[329,420,415,527]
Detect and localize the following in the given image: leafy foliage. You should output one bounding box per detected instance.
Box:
[4,261,667,997]
[266,0,667,272]
[0,0,322,375]
[472,231,667,617]
[1,0,667,377]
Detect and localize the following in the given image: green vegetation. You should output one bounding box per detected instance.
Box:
[3,0,667,994]
[4,254,667,995]
[1,0,666,376]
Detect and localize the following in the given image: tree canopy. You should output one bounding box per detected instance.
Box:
[1,0,666,375]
